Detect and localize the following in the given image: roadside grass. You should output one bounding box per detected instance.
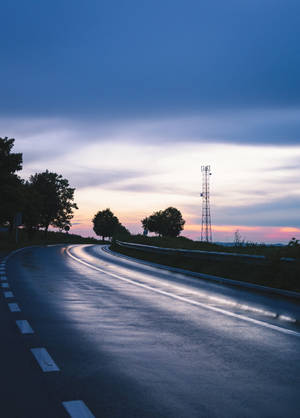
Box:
[2,230,299,293]
[111,237,300,293]
[114,234,300,259]
[0,229,104,254]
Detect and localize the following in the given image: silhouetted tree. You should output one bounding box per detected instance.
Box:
[22,182,43,239]
[0,137,24,231]
[288,237,300,247]
[92,209,129,240]
[141,207,185,237]
[29,170,78,236]
[114,223,131,239]
[0,137,22,176]
[234,229,244,247]
[142,211,164,237]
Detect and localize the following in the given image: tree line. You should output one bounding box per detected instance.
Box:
[92,209,130,240]
[1,136,186,241]
[0,137,78,237]
[92,207,185,240]
[141,207,185,237]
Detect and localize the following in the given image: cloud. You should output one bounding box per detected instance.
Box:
[125,108,300,145]
[0,117,116,165]
[1,1,300,146]
[266,164,300,172]
[2,106,300,157]
[185,195,300,228]
[108,182,195,196]
[69,169,146,189]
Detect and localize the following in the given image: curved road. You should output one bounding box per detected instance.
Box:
[2,244,300,417]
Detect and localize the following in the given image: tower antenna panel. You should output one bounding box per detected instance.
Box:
[200,165,212,243]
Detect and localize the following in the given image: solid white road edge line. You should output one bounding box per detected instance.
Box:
[4,291,14,298]
[103,247,297,323]
[30,348,60,372]
[103,246,300,300]
[8,303,21,312]
[66,246,300,338]
[16,320,34,334]
[62,400,95,418]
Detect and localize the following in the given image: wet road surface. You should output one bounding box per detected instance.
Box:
[3,244,300,417]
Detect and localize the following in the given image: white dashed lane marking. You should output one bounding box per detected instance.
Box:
[16,320,34,334]
[8,303,21,312]
[31,348,60,372]
[4,291,14,298]
[63,401,95,418]
[1,252,95,417]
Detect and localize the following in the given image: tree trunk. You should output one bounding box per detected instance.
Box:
[8,219,14,233]
[27,227,36,241]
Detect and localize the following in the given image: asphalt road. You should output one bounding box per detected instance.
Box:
[2,244,300,417]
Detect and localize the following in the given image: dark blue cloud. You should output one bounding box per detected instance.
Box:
[187,196,300,227]
[1,1,300,144]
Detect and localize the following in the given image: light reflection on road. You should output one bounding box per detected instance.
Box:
[66,244,300,334]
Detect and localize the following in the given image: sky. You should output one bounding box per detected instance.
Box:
[1,0,300,243]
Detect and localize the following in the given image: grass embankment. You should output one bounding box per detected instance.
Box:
[0,229,103,255]
[114,234,300,258]
[111,235,300,293]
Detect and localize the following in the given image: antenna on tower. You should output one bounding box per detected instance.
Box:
[200,165,212,243]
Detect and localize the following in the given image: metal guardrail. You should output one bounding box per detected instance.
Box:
[115,240,296,264]
[107,246,300,299]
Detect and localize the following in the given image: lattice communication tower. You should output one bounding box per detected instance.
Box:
[200,165,212,242]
